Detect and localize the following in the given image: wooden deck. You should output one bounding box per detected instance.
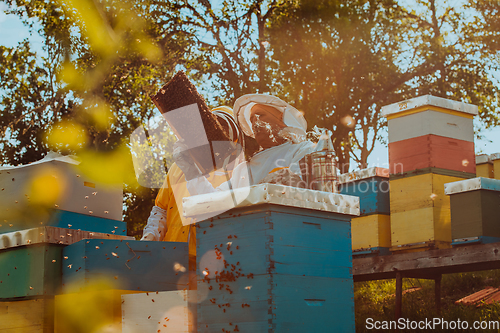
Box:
[353,241,500,282]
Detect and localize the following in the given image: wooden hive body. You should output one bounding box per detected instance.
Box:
[492,153,500,180]
[351,214,391,250]
[388,134,476,175]
[338,168,391,254]
[121,290,197,333]
[61,239,189,293]
[0,244,63,299]
[0,297,54,333]
[0,210,127,236]
[196,204,355,332]
[389,172,469,249]
[445,178,500,240]
[476,154,494,179]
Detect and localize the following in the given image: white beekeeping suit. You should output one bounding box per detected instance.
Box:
[182,94,315,195]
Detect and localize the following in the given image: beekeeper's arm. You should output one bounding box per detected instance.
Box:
[141,205,168,240]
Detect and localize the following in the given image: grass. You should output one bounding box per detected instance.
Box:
[355,270,500,332]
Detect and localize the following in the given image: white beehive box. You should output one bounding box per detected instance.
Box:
[122,290,196,333]
[0,152,122,222]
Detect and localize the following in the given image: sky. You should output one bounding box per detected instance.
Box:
[0,4,498,171]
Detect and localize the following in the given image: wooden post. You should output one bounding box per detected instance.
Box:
[395,272,402,321]
[435,274,442,315]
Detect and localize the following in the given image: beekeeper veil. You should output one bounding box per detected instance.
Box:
[233,94,307,144]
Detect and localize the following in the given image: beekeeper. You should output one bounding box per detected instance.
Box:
[177,94,316,195]
[141,106,244,283]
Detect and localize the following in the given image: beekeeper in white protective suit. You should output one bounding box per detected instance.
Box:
[174,94,316,195]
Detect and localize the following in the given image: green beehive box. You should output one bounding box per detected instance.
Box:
[445,177,500,239]
[0,244,63,299]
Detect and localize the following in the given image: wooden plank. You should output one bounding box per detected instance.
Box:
[353,241,500,282]
[388,110,474,143]
[0,298,54,333]
[388,135,476,174]
[351,214,391,250]
[61,240,189,293]
[0,244,63,299]
[122,291,196,333]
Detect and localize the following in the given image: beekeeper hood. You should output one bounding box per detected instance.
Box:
[233,94,307,143]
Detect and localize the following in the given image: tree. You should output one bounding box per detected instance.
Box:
[267,0,500,170]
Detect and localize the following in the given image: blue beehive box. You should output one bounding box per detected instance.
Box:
[61,239,189,293]
[0,210,127,236]
[338,167,390,215]
[188,185,359,333]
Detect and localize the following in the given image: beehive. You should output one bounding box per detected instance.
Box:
[476,154,494,179]
[0,244,63,299]
[121,290,197,333]
[338,167,390,215]
[61,239,189,293]
[195,203,356,332]
[351,214,391,251]
[382,95,477,176]
[0,297,54,333]
[492,153,500,180]
[338,168,391,255]
[389,172,468,250]
[0,152,123,234]
[445,177,500,240]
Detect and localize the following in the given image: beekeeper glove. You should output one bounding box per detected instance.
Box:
[173,140,201,181]
[141,205,168,241]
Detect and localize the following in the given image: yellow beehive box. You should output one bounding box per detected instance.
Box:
[492,153,500,180]
[476,154,494,178]
[389,173,466,247]
[0,298,54,333]
[54,289,146,333]
[351,214,391,250]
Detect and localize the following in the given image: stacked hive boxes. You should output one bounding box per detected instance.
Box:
[0,153,127,333]
[445,177,500,246]
[184,184,360,332]
[382,95,478,252]
[338,167,391,256]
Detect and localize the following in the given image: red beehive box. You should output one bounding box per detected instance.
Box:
[388,134,476,175]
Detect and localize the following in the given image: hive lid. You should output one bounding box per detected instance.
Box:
[381,95,478,118]
[338,167,389,184]
[183,184,360,222]
[491,153,500,161]
[0,151,79,170]
[444,177,500,195]
[475,154,491,164]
